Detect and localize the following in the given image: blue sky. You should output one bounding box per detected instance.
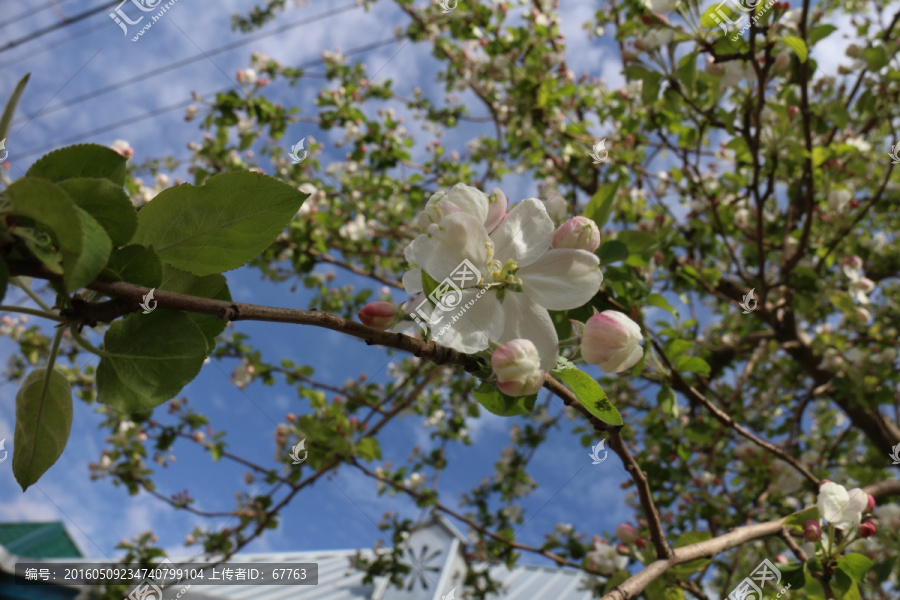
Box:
[0,0,856,573]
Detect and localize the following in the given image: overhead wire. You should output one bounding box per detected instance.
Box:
[0,0,74,30]
[12,3,363,125]
[0,0,121,55]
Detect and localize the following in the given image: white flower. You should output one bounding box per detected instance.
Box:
[405,472,425,489]
[828,188,853,212]
[641,29,675,50]
[232,361,254,389]
[416,183,506,233]
[111,139,134,159]
[403,195,603,371]
[580,311,644,373]
[586,541,628,575]
[237,68,257,84]
[340,213,369,241]
[874,504,900,529]
[643,0,679,12]
[846,136,871,153]
[817,482,867,530]
[542,195,568,225]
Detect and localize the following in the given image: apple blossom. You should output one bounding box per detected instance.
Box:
[616,523,638,544]
[865,494,875,513]
[580,311,644,373]
[492,339,545,397]
[552,216,601,252]
[827,188,853,211]
[403,192,603,371]
[111,139,134,159]
[817,482,868,530]
[586,539,628,575]
[643,0,679,12]
[358,301,402,330]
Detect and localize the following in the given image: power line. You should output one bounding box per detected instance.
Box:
[0,0,120,56]
[0,0,74,29]
[13,3,363,125]
[4,21,108,70]
[14,37,400,161]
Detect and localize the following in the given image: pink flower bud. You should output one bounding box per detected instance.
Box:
[865,494,875,513]
[775,554,788,564]
[803,519,822,542]
[857,520,876,538]
[358,301,400,330]
[616,523,638,544]
[580,311,644,373]
[616,544,630,555]
[635,537,647,549]
[552,216,601,252]
[491,339,545,397]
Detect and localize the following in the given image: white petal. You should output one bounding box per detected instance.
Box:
[444,183,489,225]
[431,288,503,354]
[600,344,644,373]
[418,212,491,285]
[402,268,423,294]
[518,249,603,310]
[490,198,554,268]
[497,293,559,372]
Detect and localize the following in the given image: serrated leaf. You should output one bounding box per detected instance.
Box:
[159,264,230,351]
[0,73,30,146]
[584,182,619,229]
[837,553,874,584]
[131,171,308,276]
[472,381,536,417]
[62,208,112,292]
[58,178,137,246]
[26,144,127,186]
[552,367,623,425]
[101,245,163,288]
[13,368,73,491]
[96,311,209,412]
[782,36,808,62]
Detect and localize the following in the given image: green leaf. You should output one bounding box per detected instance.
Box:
[657,387,679,420]
[700,2,737,28]
[671,531,712,576]
[159,264,231,352]
[675,356,711,377]
[781,36,808,62]
[616,230,660,255]
[647,293,678,316]
[57,178,138,246]
[783,505,819,530]
[837,553,874,584]
[0,73,30,145]
[12,368,73,491]
[472,381,536,417]
[552,367,623,426]
[421,269,441,301]
[7,177,82,259]
[779,562,806,590]
[101,245,163,289]
[62,208,112,292]
[861,46,889,71]
[598,240,629,266]
[26,144,127,186]
[131,171,309,276]
[584,182,619,230]
[96,311,209,412]
[356,437,382,461]
[808,24,837,45]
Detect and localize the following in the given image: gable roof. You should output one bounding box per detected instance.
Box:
[0,522,82,559]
